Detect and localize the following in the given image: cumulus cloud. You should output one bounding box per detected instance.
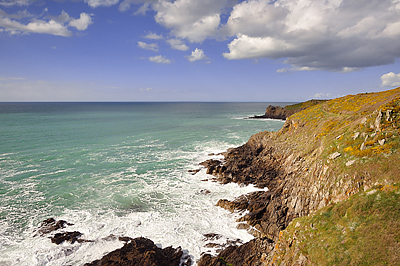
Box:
[313,92,333,99]
[149,55,171,64]
[85,0,119,8]
[0,10,92,36]
[119,0,158,13]
[223,34,294,60]
[153,0,231,42]
[117,0,400,71]
[138,41,158,51]
[186,48,207,62]
[53,10,71,24]
[0,16,72,36]
[381,72,400,87]
[143,32,163,40]
[69,13,92,31]
[167,39,189,51]
[222,0,400,71]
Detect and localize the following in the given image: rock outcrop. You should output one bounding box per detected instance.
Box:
[85,237,186,266]
[249,100,326,120]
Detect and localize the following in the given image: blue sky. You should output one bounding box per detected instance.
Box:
[1,0,400,102]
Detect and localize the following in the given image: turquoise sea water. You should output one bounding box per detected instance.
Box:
[0,102,286,265]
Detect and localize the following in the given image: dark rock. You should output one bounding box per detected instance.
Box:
[50,231,88,245]
[85,237,186,266]
[198,237,274,266]
[199,189,211,194]
[249,105,290,120]
[203,233,222,241]
[249,100,326,120]
[36,218,73,236]
[204,243,222,248]
[188,169,201,175]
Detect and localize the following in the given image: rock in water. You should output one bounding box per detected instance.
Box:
[51,231,83,245]
[36,218,73,236]
[85,237,185,266]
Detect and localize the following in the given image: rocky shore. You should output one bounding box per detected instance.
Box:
[196,88,400,265]
[36,218,191,266]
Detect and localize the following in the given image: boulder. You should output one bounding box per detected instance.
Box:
[328,152,341,160]
[36,218,73,236]
[85,237,186,266]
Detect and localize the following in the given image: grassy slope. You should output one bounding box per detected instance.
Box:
[278,87,400,186]
[270,88,400,265]
[284,99,327,111]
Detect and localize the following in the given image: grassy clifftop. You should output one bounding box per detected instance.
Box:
[278,87,400,187]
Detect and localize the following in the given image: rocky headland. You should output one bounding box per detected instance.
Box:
[249,99,326,120]
[198,88,400,265]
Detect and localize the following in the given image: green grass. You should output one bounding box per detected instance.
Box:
[280,184,400,265]
[284,99,327,111]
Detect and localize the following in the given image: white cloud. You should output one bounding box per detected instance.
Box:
[186,48,207,62]
[69,13,92,31]
[143,32,163,40]
[54,10,71,24]
[223,34,294,60]
[91,0,400,71]
[149,55,171,64]
[224,0,287,37]
[0,17,72,36]
[381,72,400,87]
[138,41,158,51]
[277,66,316,73]
[313,92,333,99]
[222,0,400,71]
[85,0,119,8]
[119,0,158,13]
[0,10,92,36]
[153,0,230,42]
[167,39,189,51]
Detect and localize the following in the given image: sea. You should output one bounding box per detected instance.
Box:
[0,102,286,265]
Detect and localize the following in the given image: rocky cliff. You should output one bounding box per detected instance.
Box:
[249,100,326,120]
[198,88,400,265]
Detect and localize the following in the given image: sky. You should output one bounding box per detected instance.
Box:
[1,0,400,102]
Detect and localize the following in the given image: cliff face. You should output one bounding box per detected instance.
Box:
[199,88,400,265]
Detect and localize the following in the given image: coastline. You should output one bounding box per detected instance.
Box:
[197,88,400,265]
[7,92,400,265]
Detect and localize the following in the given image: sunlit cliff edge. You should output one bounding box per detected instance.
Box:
[198,87,400,265]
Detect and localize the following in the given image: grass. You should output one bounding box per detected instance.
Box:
[278,88,400,165]
[279,184,400,266]
[284,99,327,111]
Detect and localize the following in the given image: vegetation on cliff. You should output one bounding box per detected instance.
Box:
[199,87,400,265]
[274,184,400,265]
[250,99,326,120]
